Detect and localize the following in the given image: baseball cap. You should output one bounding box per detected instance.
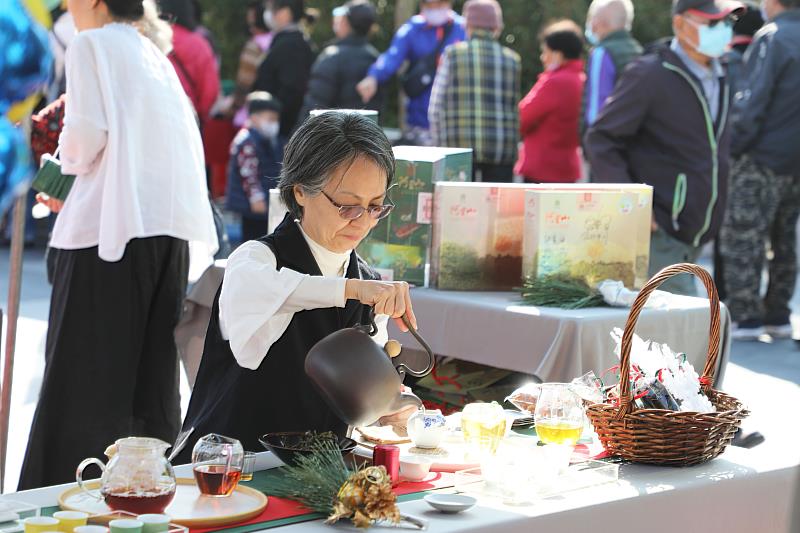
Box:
[246,92,282,115]
[672,0,745,19]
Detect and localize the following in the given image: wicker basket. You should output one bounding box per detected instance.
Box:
[585,263,749,466]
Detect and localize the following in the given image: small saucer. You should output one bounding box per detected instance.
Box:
[423,494,476,514]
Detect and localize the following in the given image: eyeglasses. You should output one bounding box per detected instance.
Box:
[320,190,394,220]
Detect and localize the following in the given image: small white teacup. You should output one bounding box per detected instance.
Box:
[399,456,433,482]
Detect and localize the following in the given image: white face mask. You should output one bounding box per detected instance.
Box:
[257,121,280,139]
[263,9,274,29]
[423,8,450,26]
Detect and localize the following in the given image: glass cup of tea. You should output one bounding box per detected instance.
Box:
[192,434,244,497]
[461,402,507,456]
[534,383,584,446]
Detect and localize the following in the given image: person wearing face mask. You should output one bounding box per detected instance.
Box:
[586,0,744,296]
[252,0,317,137]
[710,2,762,301]
[718,0,800,340]
[514,20,585,184]
[582,0,642,131]
[225,92,285,243]
[428,0,520,182]
[355,0,465,145]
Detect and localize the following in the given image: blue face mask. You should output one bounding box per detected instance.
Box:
[688,19,733,58]
[760,2,770,22]
[585,26,599,46]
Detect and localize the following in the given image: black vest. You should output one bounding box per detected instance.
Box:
[176,214,379,463]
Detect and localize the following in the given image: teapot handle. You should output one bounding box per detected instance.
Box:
[394,315,435,379]
[76,458,106,501]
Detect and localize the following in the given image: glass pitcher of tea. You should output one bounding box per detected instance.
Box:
[192,434,244,497]
[76,437,177,514]
[534,383,585,446]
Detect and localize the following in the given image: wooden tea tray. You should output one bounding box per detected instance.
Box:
[58,478,268,528]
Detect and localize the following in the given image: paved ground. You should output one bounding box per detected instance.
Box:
[0,246,798,492]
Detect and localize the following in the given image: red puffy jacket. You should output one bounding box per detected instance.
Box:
[169,24,220,123]
[514,59,586,183]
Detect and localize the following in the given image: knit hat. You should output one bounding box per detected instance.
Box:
[463,0,502,32]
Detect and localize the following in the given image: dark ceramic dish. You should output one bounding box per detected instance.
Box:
[259,432,358,466]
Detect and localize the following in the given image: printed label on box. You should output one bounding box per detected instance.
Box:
[416,192,433,224]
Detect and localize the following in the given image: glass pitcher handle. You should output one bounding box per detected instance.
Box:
[76,458,106,501]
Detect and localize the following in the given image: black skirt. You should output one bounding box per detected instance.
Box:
[18,236,188,490]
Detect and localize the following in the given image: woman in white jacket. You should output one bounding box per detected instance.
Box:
[20,0,218,489]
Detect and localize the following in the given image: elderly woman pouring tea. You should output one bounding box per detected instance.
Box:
[175,113,418,463]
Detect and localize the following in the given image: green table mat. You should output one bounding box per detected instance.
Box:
[42,469,441,532]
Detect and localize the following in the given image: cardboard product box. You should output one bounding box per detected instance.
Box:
[309,109,379,123]
[357,146,471,284]
[357,241,425,282]
[424,146,473,182]
[525,184,653,288]
[430,182,533,291]
[267,189,288,234]
[522,189,641,288]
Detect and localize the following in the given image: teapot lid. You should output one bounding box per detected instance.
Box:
[115,437,171,452]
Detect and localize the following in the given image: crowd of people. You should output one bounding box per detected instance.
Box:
[8,0,800,490]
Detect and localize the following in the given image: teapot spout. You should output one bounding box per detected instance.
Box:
[389,391,423,415]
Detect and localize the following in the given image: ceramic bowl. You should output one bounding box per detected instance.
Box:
[259,432,357,466]
[399,456,433,482]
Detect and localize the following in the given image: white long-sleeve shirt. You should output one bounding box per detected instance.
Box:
[219,223,389,370]
[50,22,218,261]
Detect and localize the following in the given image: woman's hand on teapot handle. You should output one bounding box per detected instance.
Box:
[345,279,418,332]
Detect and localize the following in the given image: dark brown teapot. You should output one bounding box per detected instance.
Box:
[305,315,434,427]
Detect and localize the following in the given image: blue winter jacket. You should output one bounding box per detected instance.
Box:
[226,128,285,219]
[368,12,465,129]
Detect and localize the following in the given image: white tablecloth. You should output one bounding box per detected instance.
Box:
[390,290,731,386]
[6,447,798,533]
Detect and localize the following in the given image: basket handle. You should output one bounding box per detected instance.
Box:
[615,263,721,419]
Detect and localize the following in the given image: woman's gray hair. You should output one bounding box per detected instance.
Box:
[279,112,395,219]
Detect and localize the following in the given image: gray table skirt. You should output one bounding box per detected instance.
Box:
[390,289,730,387]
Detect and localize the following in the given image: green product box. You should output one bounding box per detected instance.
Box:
[434,147,473,182]
[358,146,472,284]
